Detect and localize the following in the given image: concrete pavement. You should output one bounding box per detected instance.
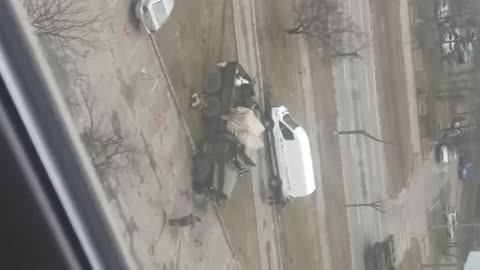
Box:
[332,0,388,267]
[38,0,240,269]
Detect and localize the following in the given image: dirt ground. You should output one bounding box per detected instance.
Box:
[155,0,237,140]
[369,0,414,197]
[398,239,422,270]
[155,1,264,269]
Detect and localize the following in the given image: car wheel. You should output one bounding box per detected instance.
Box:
[268,175,282,190]
[216,132,237,143]
[263,118,274,130]
[202,96,221,118]
[204,72,222,94]
[192,158,212,191]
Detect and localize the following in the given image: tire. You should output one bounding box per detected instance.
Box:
[204,72,222,94]
[215,193,228,206]
[268,175,282,190]
[215,132,237,143]
[202,96,221,118]
[263,118,274,130]
[192,158,212,191]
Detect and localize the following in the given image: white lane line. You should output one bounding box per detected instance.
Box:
[127,40,142,62]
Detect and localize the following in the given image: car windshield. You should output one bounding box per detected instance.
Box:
[283,114,299,129]
[152,1,167,25]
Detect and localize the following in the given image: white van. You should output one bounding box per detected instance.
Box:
[135,0,175,34]
[266,106,316,203]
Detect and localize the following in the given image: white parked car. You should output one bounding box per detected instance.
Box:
[444,205,457,240]
[266,106,316,203]
[441,31,456,55]
[135,0,174,34]
[435,143,457,164]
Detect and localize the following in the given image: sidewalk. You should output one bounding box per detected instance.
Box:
[40,0,241,269]
[400,0,421,156]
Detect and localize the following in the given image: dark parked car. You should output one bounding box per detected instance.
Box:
[364,235,396,270]
[458,154,473,181]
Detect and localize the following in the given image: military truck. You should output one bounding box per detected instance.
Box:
[191,61,263,204]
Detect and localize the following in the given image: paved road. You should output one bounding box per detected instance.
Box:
[331,0,388,267]
[331,0,423,268]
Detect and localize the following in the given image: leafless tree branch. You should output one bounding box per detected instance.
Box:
[22,0,104,57]
[335,129,395,145]
[285,0,368,55]
[77,90,134,175]
[345,200,386,213]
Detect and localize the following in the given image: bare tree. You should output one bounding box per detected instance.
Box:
[335,129,394,145]
[330,40,370,58]
[22,0,103,57]
[286,0,367,55]
[76,90,134,175]
[345,200,386,213]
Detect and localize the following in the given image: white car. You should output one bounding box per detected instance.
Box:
[135,0,174,34]
[435,143,457,164]
[441,31,455,55]
[267,106,316,200]
[437,0,450,21]
[444,206,457,240]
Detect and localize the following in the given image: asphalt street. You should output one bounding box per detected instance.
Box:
[331,0,424,268]
[332,0,388,267]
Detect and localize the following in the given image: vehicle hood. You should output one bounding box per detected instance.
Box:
[163,0,175,14]
[283,127,316,197]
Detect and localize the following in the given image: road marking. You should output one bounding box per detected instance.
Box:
[149,79,159,97]
[127,40,142,62]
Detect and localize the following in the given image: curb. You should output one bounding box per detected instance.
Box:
[399,0,422,156]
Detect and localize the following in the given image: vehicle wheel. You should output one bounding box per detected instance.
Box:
[204,72,222,94]
[216,132,237,143]
[215,193,228,206]
[268,175,282,190]
[192,158,212,191]
[263,118,274,130]
[202,96,221,118]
